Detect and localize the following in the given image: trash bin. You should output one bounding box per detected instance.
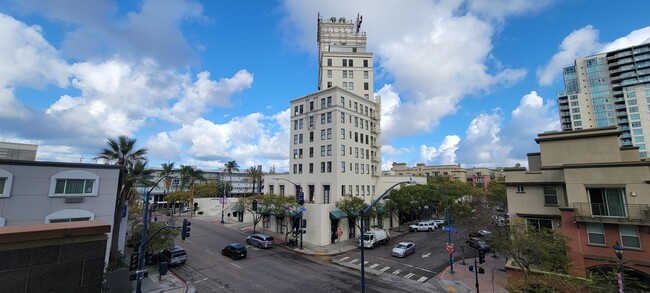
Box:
[288,239,295,247]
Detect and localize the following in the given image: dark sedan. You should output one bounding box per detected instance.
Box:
[222,243,247,260]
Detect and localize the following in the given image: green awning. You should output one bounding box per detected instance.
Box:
[289,211,301,218]
[231,206,244,212]
[329,210,348,220]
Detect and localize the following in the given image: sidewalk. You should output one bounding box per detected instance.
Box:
[142,214,509,293]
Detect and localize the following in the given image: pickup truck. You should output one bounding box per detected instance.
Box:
[409,222,436,232]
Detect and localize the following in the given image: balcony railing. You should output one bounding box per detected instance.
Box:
[574,202,650,224]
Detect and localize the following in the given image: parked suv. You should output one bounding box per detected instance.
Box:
[409,222,436,232]
[159,246,187,266]
[246,233,274,248]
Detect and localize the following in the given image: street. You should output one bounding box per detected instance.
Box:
[168,218,439,292]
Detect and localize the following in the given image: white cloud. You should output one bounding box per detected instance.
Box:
[602,27,650,52]
[381,144,412,155]
[467,0,556,20]
[537,25,602,86]
[46,95,85,114]
[418,135,461,165]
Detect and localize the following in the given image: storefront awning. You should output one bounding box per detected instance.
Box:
[231,206,244,212]
[329,210,348,220]
[289,211,301,218]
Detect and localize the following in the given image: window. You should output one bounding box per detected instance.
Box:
[364,71,368,79]
[327,128,332,139]
[309,116,314,126]
[309,147,313,158]
[0,178,5,196]
[298,164,303,174]
[310,131,314,142]
[55,179,95,195]
[321,145,326,156]
[341,96,345,106]
[0,168,12,197]
[299,134,303,144]
[299,105,303,114]
[327,145,332,156]
[309,101,314,111]
[321,98,326,109]
[526,218,553,230]
[299,119,303,129]
[327,59,332,66]
[516,186,525,193]
[349,59,353,66]
[341,162,345,173]
[364,82,369,90]
[348,82,354,90]
[343,70,347,78]
[327,96,332,107]
[293,120,298,130]
[280,185,285,195]
[620,225,640,248]
[309,163,313,173]
[327,81,332,88]
[355,163,359,174]
[321,129,325,140]
[321,114,326,124]
[50,170,99,197]
[348,71,353,78]
[293,164,297,174]
[341,145,345,156]
[363,60,368,67]
[588,188,626,217]
[355,147,359,158]
[324,185,330,204]
[327,112,332,123]
[293,135,297,145]
[586,223,605,245]
[299,149,303,158]
[342,59,347,66]
[544,186,558,205]
[321,162,325,173]
[341,128,345,139]
[293,149,298,159]
[327,70,332,78]
[341,113,345,123]
[327,161,332,173]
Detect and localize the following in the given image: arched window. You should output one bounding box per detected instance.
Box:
[45,209,95,223]
[49,170,99,197]
[0,168,13,197]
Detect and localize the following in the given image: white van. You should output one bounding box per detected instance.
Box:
[160,246,187,266]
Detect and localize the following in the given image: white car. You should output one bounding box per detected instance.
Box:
[409,222,436,232]
[392,242,415,258]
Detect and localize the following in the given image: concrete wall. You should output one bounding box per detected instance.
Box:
[0,220,111,293]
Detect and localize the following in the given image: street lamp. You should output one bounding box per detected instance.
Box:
[360,179,416,293]
[444,189,453,274]
[219,172,226,224]
[613,242,624,293]
[136,176,168,293]
[273,177,303,250]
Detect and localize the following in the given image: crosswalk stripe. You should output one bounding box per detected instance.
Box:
[350,259,359,263]
[404,273,414,279]
[392,269,402,275]
[417,276,428,283]
[369,264,379,269]
[364,261,369,265]
[380,266,390,272]
[340,257,349,261]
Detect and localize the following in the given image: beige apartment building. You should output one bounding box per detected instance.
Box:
[505,127,650,282]
[558,43,650,158]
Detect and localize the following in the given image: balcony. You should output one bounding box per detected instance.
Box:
[574,202,650,225]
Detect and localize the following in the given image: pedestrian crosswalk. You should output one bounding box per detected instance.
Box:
[335,257,430,283]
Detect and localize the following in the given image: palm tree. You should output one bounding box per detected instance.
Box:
[179,165,206,215]
[160,162,175,194]
[224,160,239,197]
[244,166,264,195]
[96,135,147,267]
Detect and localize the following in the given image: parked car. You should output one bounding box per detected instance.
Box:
[392,242,415,258]
[424,219,445,227]
[409,222,436,232]
[465,237,490,252]
[159,246,187,266]
[222,243,247,260]
[246,233,274,248]
[469,229,493,238]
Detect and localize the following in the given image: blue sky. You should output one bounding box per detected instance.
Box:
[1,0,650,172]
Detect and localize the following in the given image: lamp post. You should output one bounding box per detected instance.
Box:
[360,179,416,293]
[613,242,624,293]
[136,176,167,293]
[274,177,303,250]
[220,172,226,224]
[444,189,454,274]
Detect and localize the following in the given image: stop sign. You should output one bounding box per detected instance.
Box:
[337,227,342,237]
[446,242,454,254]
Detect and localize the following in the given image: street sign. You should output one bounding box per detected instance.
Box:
[446,242,455,254]
[442,226,456,232]
[336,227,342,237]
[219,197,227,205]
[299,207,307,213]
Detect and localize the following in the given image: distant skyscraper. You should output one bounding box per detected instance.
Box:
[0,142,38,161]
[558,43,650,157]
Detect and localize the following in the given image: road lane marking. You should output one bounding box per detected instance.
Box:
[350,259,359,263]
[363,261,369,265]
[392,269,402,275]
[340,256,349,261]
[422,253,431,258]
[369,264,379,269]
[417,276,428,282]
[405,273,414,279]
[204,249,214,255]
[231,263,243,269]
[194,278,209,283]
[380,266,390,272]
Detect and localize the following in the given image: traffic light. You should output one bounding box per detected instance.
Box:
[479,249,486,264]
[298,192,304,205]
[182,219,191,240]
[252,200,258,211]
[129,252,139,271]
[468,265,474,272]
[301,218,307,229]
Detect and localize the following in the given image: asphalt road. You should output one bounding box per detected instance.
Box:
[169,219,439,292]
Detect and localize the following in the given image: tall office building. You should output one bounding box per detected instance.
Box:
[288,15,381,204]
[558,43,650,157]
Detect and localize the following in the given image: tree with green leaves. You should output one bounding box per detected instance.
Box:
[243,166,263,195]
[193,182,218,198]
[96,135,148,268]
[335,196,370,233]
[179,165,206,214]
[224,160,240,196]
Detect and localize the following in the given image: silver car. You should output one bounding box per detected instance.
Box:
[391,242,415,258]
[246,233,274,248]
